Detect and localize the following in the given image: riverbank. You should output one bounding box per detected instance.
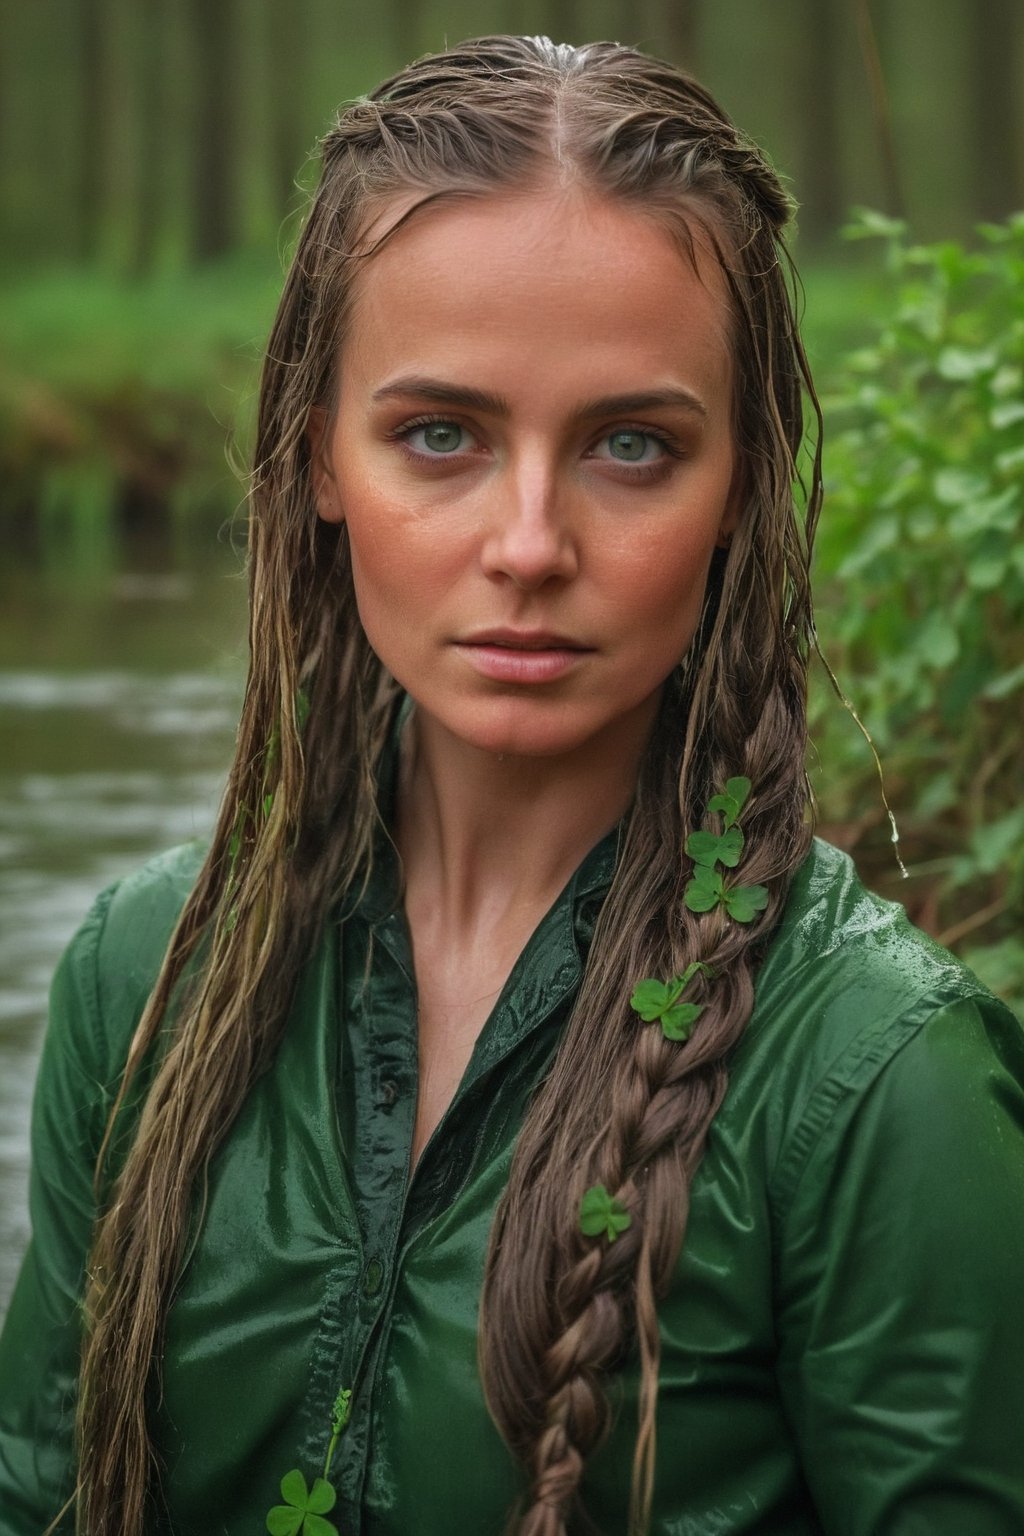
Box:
[0,251,884,552]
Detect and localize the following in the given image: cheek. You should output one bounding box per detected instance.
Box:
[344,502,462,666]
[615,526,718,644]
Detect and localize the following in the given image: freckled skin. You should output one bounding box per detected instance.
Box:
[310,187,739,770]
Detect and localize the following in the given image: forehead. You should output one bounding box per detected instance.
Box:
[340,187,734,403]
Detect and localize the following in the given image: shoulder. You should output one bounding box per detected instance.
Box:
[750,834,1009,1053]
[729,838,1024,1199]
[94,840,206,1013]
[48,843,206,1092]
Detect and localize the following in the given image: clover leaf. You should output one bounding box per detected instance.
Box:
[722,883,769,924]
[579,1184,632,1243]
[706,776,752,828]
[659,1001,703,1041]
[629,977,678,1021]
[266,1470,338,1536]
[686,824,744,869]
[630,961,709,1040]
[684,864,723,913]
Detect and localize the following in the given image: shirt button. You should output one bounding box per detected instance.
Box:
[362,1258,385,1298]
[379,1079,398,1107]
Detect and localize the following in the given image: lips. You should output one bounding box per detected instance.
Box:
[457,628,592,651]
[454,629,594,683]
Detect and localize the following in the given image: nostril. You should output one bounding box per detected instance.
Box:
[480,512,579,589]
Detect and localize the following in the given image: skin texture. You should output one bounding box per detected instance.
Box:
[311,186,738,770]
[309,186,740,1161]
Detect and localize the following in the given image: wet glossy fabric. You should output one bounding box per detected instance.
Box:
[2,836,1023,1535]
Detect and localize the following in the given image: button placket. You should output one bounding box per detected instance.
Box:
[362,1257,385,1299]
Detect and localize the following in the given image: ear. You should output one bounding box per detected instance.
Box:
[715,461,744,549]
[307,405,344,524]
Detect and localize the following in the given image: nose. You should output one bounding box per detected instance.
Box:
[479,458,579,590]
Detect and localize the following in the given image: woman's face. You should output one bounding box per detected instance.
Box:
[311,187,739,764]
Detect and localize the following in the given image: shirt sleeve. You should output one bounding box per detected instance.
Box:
[774,991,1024,1534]
[0,884,120,1536]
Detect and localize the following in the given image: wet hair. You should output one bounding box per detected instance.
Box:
[73,35,820,1536]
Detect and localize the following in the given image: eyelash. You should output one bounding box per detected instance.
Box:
[385,414,687,479]
[589,425,687,481]
[386,414,481,464]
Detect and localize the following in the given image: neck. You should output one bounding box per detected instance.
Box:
[395,706,652,932]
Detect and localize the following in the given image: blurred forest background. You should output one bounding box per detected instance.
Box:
[0,0,1023,1309]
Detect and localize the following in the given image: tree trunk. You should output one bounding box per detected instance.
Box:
[853,0,906,221]
[270,0,308,222]
[131,0,164,275]
[78,0,105,261]
[188,0,234,262]
[547,0,580,45]
[968,0,1022,220]
[658,0,700,72]
[391,0,422,65]
[797,0,845,241]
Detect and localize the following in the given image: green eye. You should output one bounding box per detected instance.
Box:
[420,422,463,453]
[607,430,652,462]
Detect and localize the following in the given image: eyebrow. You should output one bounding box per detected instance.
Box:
[371,375,707,420]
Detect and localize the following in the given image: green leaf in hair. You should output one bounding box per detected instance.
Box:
[579,1184,632,1243]
[685,823,744,869]
[684,863,724,913]
[707,775,752,828]
[722,883,769,923]
[630,960,710,1041]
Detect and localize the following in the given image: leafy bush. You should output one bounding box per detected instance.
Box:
[811,210,1024,1012]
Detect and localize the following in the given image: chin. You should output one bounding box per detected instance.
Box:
[428,688,663,765]
[426,697,606,762]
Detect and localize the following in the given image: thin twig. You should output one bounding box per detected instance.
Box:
[853,0,907,219]
[936,895,1009,949]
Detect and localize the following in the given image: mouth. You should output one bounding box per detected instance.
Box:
[453,629,594,683]
[457,628,592,652]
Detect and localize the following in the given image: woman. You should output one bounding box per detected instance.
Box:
[1,34,1022,1536]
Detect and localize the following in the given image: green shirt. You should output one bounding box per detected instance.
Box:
[1,835,1023,1534]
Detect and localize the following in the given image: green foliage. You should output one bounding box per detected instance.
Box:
[0,258,275,543]
[268,1386,351,1535]
[683,779,769,925]
[629,961,709,1041]
[721,884,771,924]
[685,825,744,870]
[684,864,726,913]
[266,1471,338,1536]
[706,776,752,828]
[813,212,1024,1011]
[579,1184,632,1244]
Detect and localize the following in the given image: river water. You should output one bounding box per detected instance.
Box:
[0,548,246,1319]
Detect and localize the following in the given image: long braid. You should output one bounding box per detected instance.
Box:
[484,669,812,1534]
